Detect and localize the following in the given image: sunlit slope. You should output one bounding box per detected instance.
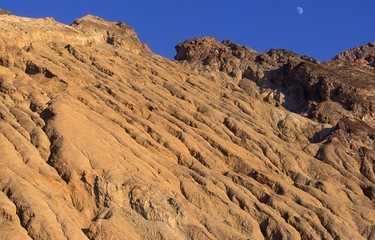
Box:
[0,14,374,240]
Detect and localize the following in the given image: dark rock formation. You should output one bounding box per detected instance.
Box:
[175,38,374,124]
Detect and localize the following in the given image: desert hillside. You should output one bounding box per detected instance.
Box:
[0,13,374,240]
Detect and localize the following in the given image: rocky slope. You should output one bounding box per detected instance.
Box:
[333,42,375,68]
[0,13,374,240]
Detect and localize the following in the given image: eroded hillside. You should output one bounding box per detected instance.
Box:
[0,14,374,240]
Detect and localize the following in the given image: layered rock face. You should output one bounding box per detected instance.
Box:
[0,13,374,240]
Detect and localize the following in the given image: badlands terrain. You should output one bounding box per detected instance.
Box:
[0,12,374,240]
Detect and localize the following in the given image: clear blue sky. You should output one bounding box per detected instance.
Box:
[1,1,374,61]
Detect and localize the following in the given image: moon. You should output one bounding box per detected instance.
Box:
[297,7,304,15]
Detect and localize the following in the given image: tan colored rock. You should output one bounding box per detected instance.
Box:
[0,13,373,240]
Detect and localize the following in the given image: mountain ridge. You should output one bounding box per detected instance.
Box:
[0,13,374,240]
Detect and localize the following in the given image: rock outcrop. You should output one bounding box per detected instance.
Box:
[175,38,374,123]
[0,14,374,240]
[333,42,375,69]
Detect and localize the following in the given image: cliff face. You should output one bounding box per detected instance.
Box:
[0,13,374,240]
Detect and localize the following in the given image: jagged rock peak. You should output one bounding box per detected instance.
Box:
[0,8,11,15]
[174,37,319,64]
[174,37,260,80]
[174,37,320,80]
[70,14,150,54]
[333,42,375,68]
[0,13,150,55]
[175,36,258,62]
[174,37,374,126]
